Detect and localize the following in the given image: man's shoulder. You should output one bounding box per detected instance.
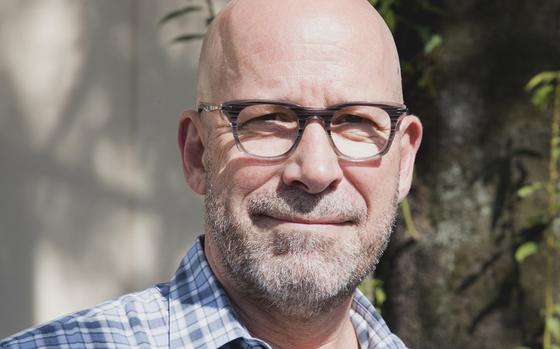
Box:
[0,284,170,349]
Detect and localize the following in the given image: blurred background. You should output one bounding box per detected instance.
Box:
[0,0,212,338]
[1,0,559,348]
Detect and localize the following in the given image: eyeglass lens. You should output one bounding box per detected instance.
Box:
[233,104,392,159]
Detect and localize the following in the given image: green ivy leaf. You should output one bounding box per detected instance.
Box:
[547,317,560,341]
[531,84,554,110]
[526,71,559,91]
[424,34,442,54]
[375,287,387,306]
[517,182,544,198]
[554,303,560,315]
[515,242,539,263]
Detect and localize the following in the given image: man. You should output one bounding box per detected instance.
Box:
[1,0,422,347]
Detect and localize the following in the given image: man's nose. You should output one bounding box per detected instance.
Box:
[281,120,343,194]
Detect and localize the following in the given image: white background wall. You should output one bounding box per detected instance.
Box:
[0,0,225,337]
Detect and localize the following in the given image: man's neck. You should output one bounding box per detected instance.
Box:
[204,241,360,349]
[228,288,359,349]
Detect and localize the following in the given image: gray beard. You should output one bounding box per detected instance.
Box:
[204,178,398,322]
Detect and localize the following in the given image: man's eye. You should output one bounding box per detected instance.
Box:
[239,112,298,135]
[255,113,288,121]
[335,114,384,129]
[245,112,294,125]
[335,115,369,124]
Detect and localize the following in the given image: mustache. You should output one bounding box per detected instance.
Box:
[247,186,367,223]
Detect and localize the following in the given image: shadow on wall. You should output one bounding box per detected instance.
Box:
[0,0,205,337]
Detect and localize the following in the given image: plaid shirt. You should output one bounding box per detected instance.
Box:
[1,238,407,349]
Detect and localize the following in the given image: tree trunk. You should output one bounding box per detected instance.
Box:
[379,1,560,348]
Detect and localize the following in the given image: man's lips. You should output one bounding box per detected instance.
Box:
[256,213,352,225]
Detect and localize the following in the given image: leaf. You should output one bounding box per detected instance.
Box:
[400,198,420,240]
[547,317,560,341]
[526,71,559,91]
[554,303,560,315]
[517,182,544,198]
[515,241,539,262]
[171,34,206,43]
[531,84,554,110]
[358,278,375,297]
[375,287,387,306]
[158,6,203,26]
[424,34,442,54]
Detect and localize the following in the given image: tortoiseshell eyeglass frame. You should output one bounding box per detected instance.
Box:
[197,99,409,162]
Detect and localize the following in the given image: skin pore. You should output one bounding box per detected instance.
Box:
[178,0,423,348]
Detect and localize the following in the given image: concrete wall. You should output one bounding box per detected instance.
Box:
[0,0,221,337]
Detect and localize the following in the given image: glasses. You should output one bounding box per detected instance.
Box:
[197,99,408,162]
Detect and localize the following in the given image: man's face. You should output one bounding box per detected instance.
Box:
[180,0,421,320]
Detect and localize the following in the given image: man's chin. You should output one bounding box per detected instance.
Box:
[266,229,343,256]
[226,235,370,320]
[243,256,365,321]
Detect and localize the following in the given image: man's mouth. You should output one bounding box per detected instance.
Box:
[255,213,352,226]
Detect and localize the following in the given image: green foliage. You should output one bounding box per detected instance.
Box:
[548,317,560,342]
[401,198,419,240]
[527,72,560,90]
[532,85,555,111]
[526,71,560,110]
[555,304,560,315]
[517,182,545,198]
[515,241,539,263]
[359,277,387,311]
[423,33,442,54]
[521,71,560,349]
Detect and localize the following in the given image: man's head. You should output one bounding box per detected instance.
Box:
[178,0,422,321]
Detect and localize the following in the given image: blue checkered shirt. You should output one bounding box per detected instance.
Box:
[1,238,407,348]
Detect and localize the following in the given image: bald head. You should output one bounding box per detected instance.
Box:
[197,0,402,106]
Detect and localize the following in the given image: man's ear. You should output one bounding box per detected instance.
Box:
[178,110,206,195]
[397,115,423,202]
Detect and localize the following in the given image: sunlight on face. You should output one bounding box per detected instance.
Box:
[198,0,406,320]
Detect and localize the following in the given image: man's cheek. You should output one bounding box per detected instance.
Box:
[229,162,280,192]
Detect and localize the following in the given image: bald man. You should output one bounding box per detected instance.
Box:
[1,0,422,348]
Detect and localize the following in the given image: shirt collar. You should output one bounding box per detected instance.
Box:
[167,236,401,349]
[167,237,261,348]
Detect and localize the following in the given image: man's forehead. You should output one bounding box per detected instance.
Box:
[197,0,403,104]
